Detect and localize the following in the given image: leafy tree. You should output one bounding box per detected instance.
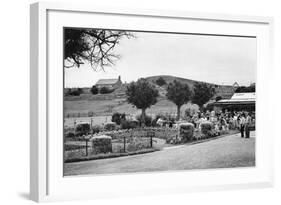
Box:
[111,112,126,125]
[90,85,99,95]
[166,80,192,120]
[155,77,167,86]
[66,88,83,96]
[126,79,159,126]
[235,85,255,93]
[191,82,215,110]
[64,28,134,70]
[75,123,90,136]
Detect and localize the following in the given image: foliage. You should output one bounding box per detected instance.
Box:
[64,28,134,69]
[179,123,194,142]
[92,125,103,134]
[136,114,152,127]
[120,120,139,129]
[235,85,255,93]
[75,123,90,136]
[92,136,112,154]
[126,79,159,126]
[126,79,159,110]
[155,77,167,86]
[151,113,176,127]
[66,88,83,96]
[87,111,94,117]
[65,131,75,138]
[111,112,126,125]
[166,80,192,120]
[90,85,99,95]
[191,82,215,109]
[104,122,117,131]
[99,86,114,94]
[200,121,213,136]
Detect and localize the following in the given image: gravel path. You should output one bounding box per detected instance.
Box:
[64,131,255,176]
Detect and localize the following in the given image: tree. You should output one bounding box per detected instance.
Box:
[126,79,159,126]
[191,82,215,110]
[235,85,255,93]
[166,80,192,120]
[90,85,99,95]
[111,112,126,125]
[64,28,134,70]
[155,77,167,86]
[66,88,83,96]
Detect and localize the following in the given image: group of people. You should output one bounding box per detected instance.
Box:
[155,109,254,138]
[185,109,254,138]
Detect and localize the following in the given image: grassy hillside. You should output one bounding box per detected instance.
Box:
[145,75,211,89]
[64,75,235,126]
[65,75,234,100]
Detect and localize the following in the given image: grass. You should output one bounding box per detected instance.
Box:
[64,98,198,127]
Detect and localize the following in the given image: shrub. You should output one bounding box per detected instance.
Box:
[155,77,167,86]
[75,123,90,136]
[90,86,99,95]
[111,112,126,125]
[152,113,175,127]
[200,121,213,136]
[71,89,82,96]
[91,135,112,154]
[65,131,75,138]
[120,120,139,129]
[104,122,117,131]
[88,111,94,117]
[136,114,152,127]
[92,125,102,134]
[100,87,114,94]
[179,123,194,142]
[151,118,159,127]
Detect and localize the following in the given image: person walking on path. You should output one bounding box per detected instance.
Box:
[245,112,252,138]
[239,114,246,138]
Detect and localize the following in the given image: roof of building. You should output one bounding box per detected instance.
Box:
[96,78,119,85]
[214,92,255,105]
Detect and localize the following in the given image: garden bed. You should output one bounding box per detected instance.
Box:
[64,147,160,163]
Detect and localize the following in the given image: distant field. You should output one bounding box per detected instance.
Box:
[64,98,199,127]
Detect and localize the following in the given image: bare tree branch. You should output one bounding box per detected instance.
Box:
[64,28,135,70]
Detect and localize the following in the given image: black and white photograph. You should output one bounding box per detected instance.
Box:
[63,27,256,176]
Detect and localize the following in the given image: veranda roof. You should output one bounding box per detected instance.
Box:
[214,92,255,105]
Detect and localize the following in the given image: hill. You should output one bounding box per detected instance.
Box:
[64,75,235,101]
[145,75,210,89]
[145,75,235,99]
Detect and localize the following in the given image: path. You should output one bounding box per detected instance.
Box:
[64,131,255,176]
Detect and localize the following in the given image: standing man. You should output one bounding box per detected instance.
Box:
[245,112,252,138]
[239,113,246,138]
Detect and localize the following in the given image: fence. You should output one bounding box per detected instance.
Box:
[64,129,156,161]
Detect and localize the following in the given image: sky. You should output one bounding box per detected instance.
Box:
[64,31,256,88]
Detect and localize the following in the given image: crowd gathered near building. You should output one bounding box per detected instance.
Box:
[156,109,255,138]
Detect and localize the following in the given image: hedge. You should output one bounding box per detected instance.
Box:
[179,122,194,142]
[200,121,213,136]
[104,122,117,131]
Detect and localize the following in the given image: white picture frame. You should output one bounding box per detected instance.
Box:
[30,1,274,202]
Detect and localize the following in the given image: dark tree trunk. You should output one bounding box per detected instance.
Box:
[177,105,181,121]
[141,108,146,127]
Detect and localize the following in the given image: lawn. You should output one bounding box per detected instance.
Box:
[64,98,199,127]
